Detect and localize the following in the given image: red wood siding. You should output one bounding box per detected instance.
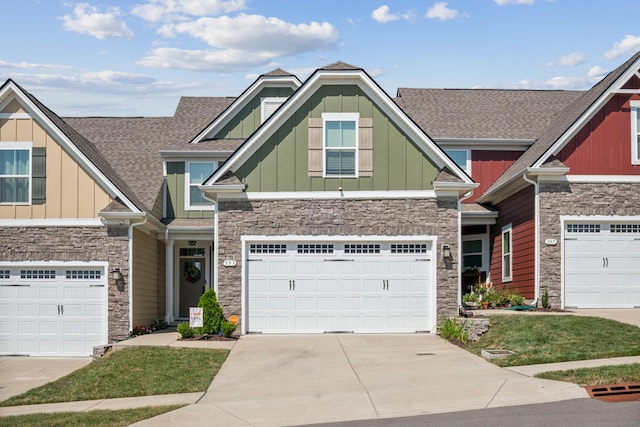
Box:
[557,93,640,175]
[490,186,535,298]
[466,151,522,203]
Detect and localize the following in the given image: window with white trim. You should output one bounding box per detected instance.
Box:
[502,224,512,282]
[632,101,640,165]
[0,143,31,204]
[445,149,471,173]
[323,113,358,177]
[185,161,216,210]
[261,97,287,123]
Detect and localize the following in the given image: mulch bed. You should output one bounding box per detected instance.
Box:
[179,334,238,341]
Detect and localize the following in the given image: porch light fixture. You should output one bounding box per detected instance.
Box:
[112,268,122,281]
[442,245,452,259]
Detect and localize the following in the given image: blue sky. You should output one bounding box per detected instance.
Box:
[1,0,639,117]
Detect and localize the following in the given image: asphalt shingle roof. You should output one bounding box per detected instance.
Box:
[482,51,640,197]
[397,88,583,140]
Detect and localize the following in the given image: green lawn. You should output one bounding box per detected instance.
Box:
[0,405,184,427]
[465,315,640,367]
[0,347,229,407]
[536,363,640,386]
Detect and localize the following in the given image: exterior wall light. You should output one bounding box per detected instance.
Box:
[442,244,452,259]
[112,268,122,281]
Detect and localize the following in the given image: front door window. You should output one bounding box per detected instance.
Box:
[179,247,206,318]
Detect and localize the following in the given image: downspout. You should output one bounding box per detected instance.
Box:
[128,214,148,335]
[522,173,539,306]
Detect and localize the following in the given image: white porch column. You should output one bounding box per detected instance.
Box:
[165,238,175,323]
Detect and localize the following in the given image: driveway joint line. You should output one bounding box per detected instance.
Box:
[336,335,380,419]
[485,378,507,408]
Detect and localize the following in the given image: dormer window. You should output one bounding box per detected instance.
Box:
[261,97,287,123]
[185,161,216,210]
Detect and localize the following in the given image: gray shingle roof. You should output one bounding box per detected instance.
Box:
[482,51,640,197]
[263,68,295,77]
[397,88,583,140]
[66,96,234,214]
[9,80,146,212]
[321,61,361,71]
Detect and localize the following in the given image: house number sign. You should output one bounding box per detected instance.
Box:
[544,239,557,246]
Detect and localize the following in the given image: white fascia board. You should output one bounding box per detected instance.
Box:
[437,138,534,151]
[534,57,640,167]
[526,166,570,177]
[159,150,234,159]
[220,190,438,201]
[99,211,146,226]
[189,76,301,145]
[207,70,473,186]
[0,82,141,213]
[433,181,478,197]
[0,218,103,227]
[200,184,245,197]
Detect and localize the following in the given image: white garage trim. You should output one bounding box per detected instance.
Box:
[240,235,437,334]
[561,216,640,309]
[0,261,108,356]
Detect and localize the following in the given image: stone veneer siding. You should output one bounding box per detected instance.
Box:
[216,198,460,331]
[539,182,640,307]
[0,226,130,342]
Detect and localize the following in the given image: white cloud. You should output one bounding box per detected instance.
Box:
[604,35,640,59]
[494,0,534,5]
[426,2,459,21]
[140,14,338,71]
[61,3,134,40]
[131,0,247,22]
[371,5,413,23]
[372,5,399,23]
[546,52,586,67]
[587,65,607,78]
[0,60,74,71]
[506,68,608,90]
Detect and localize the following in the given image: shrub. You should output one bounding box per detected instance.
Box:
[509,291,525,307]
[220,320,237,338]
[177,322,194,338]
[541,288,550,308]
[439,317,468,344]
[198,289,224,335]
[151,319,168,330]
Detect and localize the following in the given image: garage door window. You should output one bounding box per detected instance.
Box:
[65,270,102,279]
[250,243,287,254]
[20,269,55,279]
[610,224,640,233]
[297,244,334,254]
[344,244,380,254]
[567,224,600,233]
[391,243,429,254]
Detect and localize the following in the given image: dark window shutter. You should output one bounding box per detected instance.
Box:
[32,147,46,205]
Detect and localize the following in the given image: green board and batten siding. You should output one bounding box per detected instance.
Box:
[165,162,214,219]
[235,85,440,192]
[214,87,295,139]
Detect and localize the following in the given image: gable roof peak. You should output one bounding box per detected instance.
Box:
[262,68,294,77]
[320,61,361,71]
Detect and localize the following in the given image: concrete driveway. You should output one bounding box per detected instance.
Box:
[0,357,91,402]
[135,334,586,427]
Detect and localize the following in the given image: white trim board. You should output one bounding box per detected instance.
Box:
[566,175,640,183]
[0,218,104,227]
[218,190,439,201]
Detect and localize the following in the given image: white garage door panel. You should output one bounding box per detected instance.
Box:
[0,266,107,356]
[247,241,433,333]
[564,223,640,308]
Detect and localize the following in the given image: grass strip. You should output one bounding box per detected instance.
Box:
[465,315,640,367]
[1,347,228,407]
[536,363,640,386]
[0,405,184,427]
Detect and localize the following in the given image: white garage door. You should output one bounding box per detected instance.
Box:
[0,266,107,356]
[246,241,434,333]
[564,222,640,308]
